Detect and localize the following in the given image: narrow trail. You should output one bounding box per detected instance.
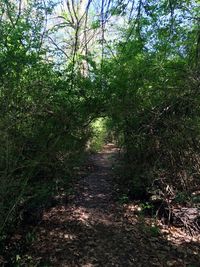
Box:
[28,144,200,267]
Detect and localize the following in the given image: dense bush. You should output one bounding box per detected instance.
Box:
[0,0,199,239]
[102,0,200,199]
[0,0,98,235]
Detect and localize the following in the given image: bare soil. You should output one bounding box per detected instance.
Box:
[13,144,200,266]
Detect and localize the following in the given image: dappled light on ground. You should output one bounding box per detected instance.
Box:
[17,145,200,266]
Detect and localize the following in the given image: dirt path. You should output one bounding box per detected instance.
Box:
[27,144,199,267]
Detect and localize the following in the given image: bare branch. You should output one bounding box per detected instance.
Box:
[48,36,70,59]
[15,0,22,26]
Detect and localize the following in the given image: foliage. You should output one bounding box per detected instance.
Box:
[0,0,199,251]
[89,117,110,152]
[102,0,200,201]
[0,0,99,237]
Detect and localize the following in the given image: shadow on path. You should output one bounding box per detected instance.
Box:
[26,144,200,267]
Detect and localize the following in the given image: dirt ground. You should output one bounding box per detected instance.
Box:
[9,144,200,266]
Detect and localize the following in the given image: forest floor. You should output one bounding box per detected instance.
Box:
[4,144,200,266]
